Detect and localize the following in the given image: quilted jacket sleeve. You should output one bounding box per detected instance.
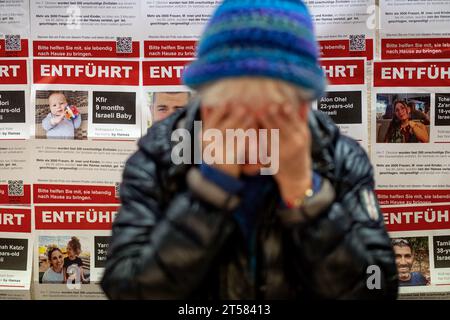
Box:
[283,136,398,299]
[100,149,235,299]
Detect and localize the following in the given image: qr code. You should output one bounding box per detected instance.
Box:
[116,37,132,54]
[5,35,21,52]
[8,180,24,197]
[349,34,366,52]
[114,182,120,198]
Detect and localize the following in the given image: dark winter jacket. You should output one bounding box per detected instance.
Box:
[101,99,398,299]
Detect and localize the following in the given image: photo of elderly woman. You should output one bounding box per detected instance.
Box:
[39,236,91,284]
[376,94,430,143]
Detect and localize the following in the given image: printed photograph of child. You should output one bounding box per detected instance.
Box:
[35,90,88,140]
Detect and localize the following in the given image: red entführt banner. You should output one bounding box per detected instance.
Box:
[35,205,119,230]
[143,60,192,86]
[33,59,139,85]
[0,60,27,85]
[382,203,450,232]
[0,207,31,233]
[374,61,450,87]
[320,59,365,85]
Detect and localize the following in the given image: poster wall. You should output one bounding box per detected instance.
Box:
[33,204,117,300]
[30,139,135,299]
[372,60,450,205]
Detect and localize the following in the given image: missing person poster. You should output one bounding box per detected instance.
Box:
[372,60,450,205]
[382,203,450,298]
[380,0,450,60]
[0,0,29,58]
[0,140,30,205]
[141,60,192,131]
[31,1,141,140]
[30,139,137,205]
[0,206,32,299]
[317,58,368,150]
[33,204,118,300]
[305,0,375,60]
[31,59,141,140]
[0,59,29,139]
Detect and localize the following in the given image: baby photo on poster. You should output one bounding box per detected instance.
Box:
[35,90,88,140]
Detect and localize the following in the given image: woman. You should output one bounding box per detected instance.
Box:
[384,100,429,143]
[41,246,64,284]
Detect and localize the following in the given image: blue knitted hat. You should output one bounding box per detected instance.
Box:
[182,0,326,99]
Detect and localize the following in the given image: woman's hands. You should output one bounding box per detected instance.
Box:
[200,102,313,205]
[201,104,255,178]
[256,103,312,205]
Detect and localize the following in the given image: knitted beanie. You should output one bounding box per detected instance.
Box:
[182,0,326,100]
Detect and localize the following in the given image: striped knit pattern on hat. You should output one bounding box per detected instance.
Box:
[182,0,326,99]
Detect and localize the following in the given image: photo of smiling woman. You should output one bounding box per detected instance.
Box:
[41,246,64,284]
[384,100,429,143]
[39,236,91,284]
